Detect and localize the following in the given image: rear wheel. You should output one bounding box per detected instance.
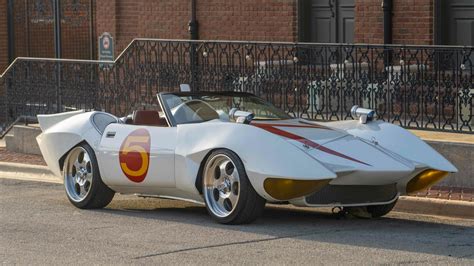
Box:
[346,199,398,218]
[202,149,266,224]
[63,143,115,209]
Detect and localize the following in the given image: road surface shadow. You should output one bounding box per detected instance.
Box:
[93,197,474,259]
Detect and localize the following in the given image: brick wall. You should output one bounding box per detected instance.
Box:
[0,0,8,72]
[392,0,433,45]
[138,0,189,41]
[96,0,189,56]
[96,0,117,43]
[354,0,434,45]
[354,0,383,44]
[61,0,96,59]
[96,0,298,57]
[97,0,434,52]
[0,0,437,72]
[197,0,297,42]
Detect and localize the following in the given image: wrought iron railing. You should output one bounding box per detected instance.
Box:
[1,39,473,136]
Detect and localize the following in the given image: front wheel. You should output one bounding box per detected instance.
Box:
[63,143,115,209]
[346,199,398,218]
[202,149,266,224]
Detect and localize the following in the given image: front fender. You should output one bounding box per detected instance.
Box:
[174,122,337,199]
[326,120,458,173]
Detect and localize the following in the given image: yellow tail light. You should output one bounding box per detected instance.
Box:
[406,169,449,193]
[263,178,331,200]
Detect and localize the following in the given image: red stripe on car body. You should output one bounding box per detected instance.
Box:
[253,122,371,166]
[253,122,329,129]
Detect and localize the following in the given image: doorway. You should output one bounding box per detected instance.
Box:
[437,0,474,46]
[299,0,355,43]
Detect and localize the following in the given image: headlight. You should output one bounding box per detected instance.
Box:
[406,169,448,193]
[263,178,331,200]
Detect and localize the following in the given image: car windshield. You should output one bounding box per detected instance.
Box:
[160,92,291,125]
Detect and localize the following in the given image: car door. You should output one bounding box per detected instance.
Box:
[97,123,177,191]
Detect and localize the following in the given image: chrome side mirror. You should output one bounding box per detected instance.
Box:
[229,108,254,124]
[351,105,376,124]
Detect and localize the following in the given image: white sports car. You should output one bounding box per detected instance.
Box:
[36,90,457,224]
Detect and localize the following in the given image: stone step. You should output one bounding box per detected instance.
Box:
[5,125,42,155]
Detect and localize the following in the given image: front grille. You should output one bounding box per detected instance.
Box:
[305,184,398,205]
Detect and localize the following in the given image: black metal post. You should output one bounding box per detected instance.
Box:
[53,0,62,59]
[382,0,393,68]
[5,0,15,127]
[382,0,392,45]
[53,0,62,112]
[89,0,94,59]
[189,0,198,40]
[297,0,310,42]
[7,0,15,63]
[25,0,30,57]
[189,0,199,91]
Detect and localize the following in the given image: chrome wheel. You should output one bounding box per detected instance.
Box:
[64,146,93,202]
[203,154,240,218]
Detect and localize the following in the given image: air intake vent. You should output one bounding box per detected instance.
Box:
[305,184,398,205]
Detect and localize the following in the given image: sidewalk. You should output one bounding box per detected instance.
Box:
[409,129,474,144]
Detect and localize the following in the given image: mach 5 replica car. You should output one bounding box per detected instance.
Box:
[37,90,457,224]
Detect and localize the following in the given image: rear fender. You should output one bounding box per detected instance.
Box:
[37,110,85,131]
[36,111,104,177]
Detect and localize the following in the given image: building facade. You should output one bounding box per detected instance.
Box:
[1,0,473,72]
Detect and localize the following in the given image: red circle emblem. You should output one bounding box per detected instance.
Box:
[103,36,110,49]
[119,128,151,183]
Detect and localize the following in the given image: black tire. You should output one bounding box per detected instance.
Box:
[63,143,115,209]
[347,199,398,218]
[202,149,266,224]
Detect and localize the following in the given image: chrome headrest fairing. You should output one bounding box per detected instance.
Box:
[351,105,376,124]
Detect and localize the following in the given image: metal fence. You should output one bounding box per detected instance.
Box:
[1,39,473,136]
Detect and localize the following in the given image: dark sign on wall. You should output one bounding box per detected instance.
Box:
[98,32,114,61]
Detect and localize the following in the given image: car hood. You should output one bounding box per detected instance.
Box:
[251,119,416,182]
[251,119,349,146]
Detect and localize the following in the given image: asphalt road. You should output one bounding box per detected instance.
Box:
[1,177,473,265]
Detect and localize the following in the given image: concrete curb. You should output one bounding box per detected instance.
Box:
[395,196,474,220]
[0,161,61,184]
[0,161,472,220]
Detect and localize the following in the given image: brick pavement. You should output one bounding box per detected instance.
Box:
[0,147,46,166]
[411,186,474,202]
